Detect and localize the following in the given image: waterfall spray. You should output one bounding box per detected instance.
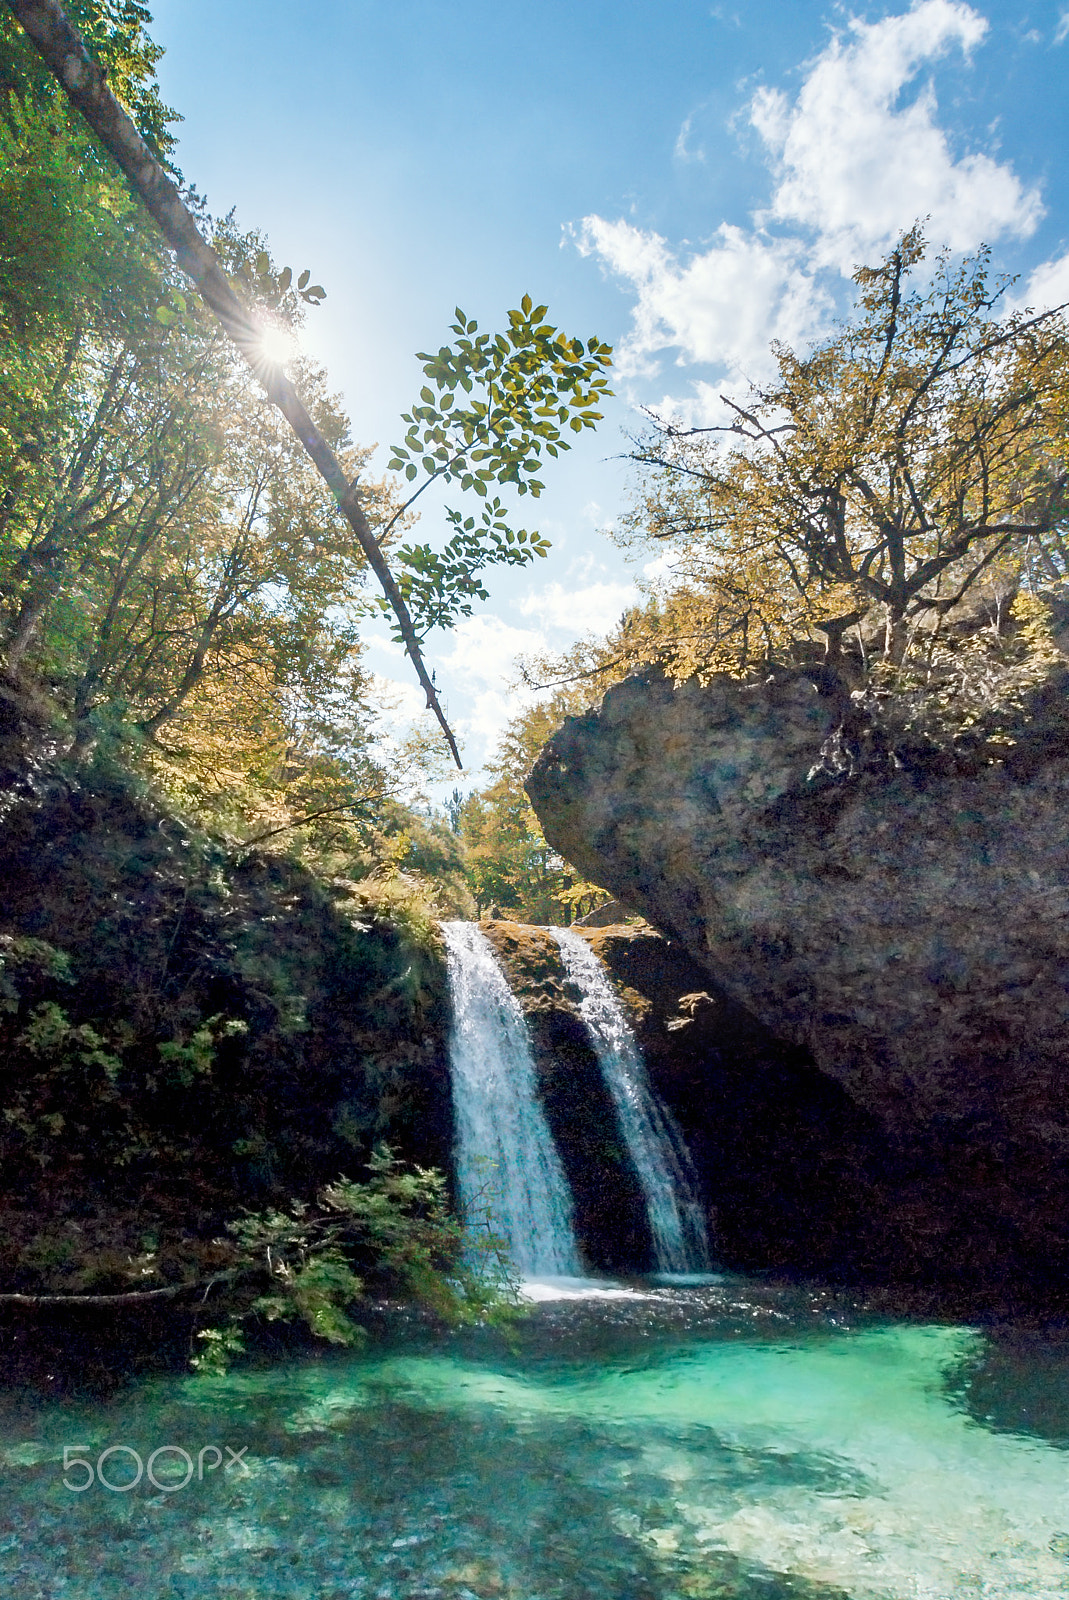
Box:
[551,928,710,1273]
[442,922,581,1277]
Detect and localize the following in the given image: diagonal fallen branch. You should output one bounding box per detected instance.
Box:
[6,0,463,767]
[0,1271,238,1307]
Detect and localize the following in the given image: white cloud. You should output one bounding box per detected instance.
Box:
[426,587,645,769]
[641,547,684,586]
[438,614,543,688]
[578,216,830,381]
[578,0,1045,387]
[434,615,546,754]
[456,687,524,753]
[580,500,610,529]
[517,579,638,633]
[367,671,427,722]
[674,113,706,164]
[1018,250,1069,311]
[752,0,1042,272]
[1056,10,1069,45]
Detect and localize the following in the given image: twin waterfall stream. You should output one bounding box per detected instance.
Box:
[441,920,709,1279]
[9,928,1067,1600]
[440,922,581,1277]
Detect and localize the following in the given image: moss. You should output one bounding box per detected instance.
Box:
[478,918,569,1007]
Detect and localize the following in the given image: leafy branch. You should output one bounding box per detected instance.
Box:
[380,298,613,643]
[192,1147,521,1374]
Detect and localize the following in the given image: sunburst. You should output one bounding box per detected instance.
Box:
[255,322,297,369]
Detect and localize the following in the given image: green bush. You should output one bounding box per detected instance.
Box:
[193,1147,521,1374]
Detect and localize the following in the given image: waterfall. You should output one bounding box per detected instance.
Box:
[442,921,582,1277]
[551,928,710,1273]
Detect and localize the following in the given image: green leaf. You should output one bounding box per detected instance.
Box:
[298,269,311,290]
[255,251,271,276]
[278,266,292,292]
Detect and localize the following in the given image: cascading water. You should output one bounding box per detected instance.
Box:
[551,927,711,1273]
[442,921,582,1277]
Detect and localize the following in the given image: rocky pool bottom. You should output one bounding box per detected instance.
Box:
[2,1277,1069,1600]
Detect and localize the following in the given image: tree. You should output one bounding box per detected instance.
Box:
[382,299,612,643]
[0,0,179,671]
[623,229,1069,678]
[5,0,613,767]
[458,693,612,922]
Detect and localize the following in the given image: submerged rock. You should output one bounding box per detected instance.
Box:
[527,667,1069,1301]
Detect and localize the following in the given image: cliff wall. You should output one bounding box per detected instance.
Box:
[528,668,1069,1304]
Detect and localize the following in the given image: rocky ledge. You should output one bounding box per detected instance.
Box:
[527,668,1069,1303]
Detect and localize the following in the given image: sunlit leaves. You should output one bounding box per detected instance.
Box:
[623,230,1069,679]
[381,303,612,643]
[389,498,551,636]
[229,247,326,309]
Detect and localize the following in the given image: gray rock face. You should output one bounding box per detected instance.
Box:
[527,669,1069,1166]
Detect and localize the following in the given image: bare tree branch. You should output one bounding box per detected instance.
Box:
[0,1272,237,1306]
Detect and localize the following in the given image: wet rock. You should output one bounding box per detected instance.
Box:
[479,920,654,1272]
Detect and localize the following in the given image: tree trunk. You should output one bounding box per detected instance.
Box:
[3,570,62,677]
[883,607,909,665]
[6,0,461,767]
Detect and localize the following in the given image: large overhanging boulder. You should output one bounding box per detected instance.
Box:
[527,667,1069,1152]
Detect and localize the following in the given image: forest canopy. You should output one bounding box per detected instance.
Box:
[5,0,1069,923]
[0,0,612,901]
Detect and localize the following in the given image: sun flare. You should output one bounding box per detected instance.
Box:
[256,322,298,368]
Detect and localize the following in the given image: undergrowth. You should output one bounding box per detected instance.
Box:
[192,1147,521,1374]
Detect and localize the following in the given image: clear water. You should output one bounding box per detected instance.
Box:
[551,927,710,1273]
[442,921,581,1276]
[5,1281,1069,1599]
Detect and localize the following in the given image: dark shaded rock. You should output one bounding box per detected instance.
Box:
[584,925,883,1279]
[528,668,1069,1304]
[0,688,454,1298]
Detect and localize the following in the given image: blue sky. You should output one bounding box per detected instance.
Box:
[147,0,1069,788]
